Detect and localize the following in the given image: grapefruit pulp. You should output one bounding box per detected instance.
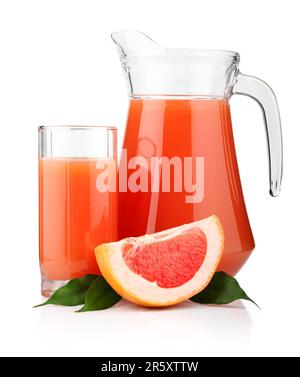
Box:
[95,215,224,307]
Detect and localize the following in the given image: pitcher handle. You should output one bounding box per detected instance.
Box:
[232,72,283,196]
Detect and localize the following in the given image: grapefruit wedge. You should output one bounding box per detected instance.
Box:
[95,215,224,307]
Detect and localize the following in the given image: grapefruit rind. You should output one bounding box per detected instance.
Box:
[95,215,224,307]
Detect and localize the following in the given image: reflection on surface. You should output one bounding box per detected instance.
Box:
[37,300,254,356]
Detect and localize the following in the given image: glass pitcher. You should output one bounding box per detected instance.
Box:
[113,30,283,275]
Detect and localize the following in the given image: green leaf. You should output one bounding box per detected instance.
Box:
[77,276,122,312]
[190,271,258,307]
[34,274,98,308]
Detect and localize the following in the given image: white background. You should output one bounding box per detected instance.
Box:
[0,0,299,357]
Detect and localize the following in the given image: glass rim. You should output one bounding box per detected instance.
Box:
[38,125,117,131]
[112,31,240,60]
[127,49,240,59]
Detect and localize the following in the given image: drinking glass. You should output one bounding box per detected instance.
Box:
[38,126,117,297]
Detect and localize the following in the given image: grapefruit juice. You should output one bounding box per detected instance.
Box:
[39,157,117,282]
[118,99,255,275]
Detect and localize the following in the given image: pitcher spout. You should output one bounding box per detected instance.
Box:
[111,30,161,58]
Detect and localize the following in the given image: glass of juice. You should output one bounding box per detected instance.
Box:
[38,125,117,297]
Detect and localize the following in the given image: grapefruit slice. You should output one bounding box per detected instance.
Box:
[95,215,224,307]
